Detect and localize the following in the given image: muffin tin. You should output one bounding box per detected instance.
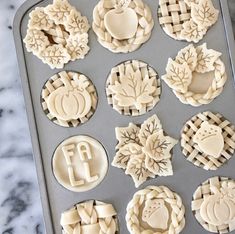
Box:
[13,0,235,233]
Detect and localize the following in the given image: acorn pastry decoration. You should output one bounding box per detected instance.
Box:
[193,122,224,158]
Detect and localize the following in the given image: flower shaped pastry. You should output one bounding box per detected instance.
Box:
[112,115,178,187]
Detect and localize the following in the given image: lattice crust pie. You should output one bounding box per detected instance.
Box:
[158,0,219,42]
[192,176,235,233]
[61,200,119,234]
[106,60,161,116]
[181,111,235,171]
[53,135,108,192]
[126,185,185,234]
[93,0,154,53]
[24,0,90,69]
[41,71,97,128]
[112,115,178,188]
[162,43,227,106]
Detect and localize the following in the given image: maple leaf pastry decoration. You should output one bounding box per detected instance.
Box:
[112,115,178,187]
[162,43,227,107]
[23,0,90,69]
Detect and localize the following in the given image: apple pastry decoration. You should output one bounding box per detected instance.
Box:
[142,199,169,230]
[104,0,138,40]
[193,122,224,158]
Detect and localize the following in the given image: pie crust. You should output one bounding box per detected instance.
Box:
[52,135,108,192]
[158,0,219,42]
[24,0,90,69]
[41,71,97,128]
[126,185,185,234]
[162,43,227,106]
[181,111,235,170]
[106,60,161,116]
[112,115,178,188]
[92,0,154,53]
[192,176,235,233]
[61,200,118,234]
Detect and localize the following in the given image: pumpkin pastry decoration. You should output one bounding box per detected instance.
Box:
[92,0,154,53]
[181,111,235,171]
[53,135,108,192]
[23,0,90,69]
[192,176,235,233]
[41,71,97,127]
[162,43,227,106]
[112,115,178,188]
[61,200,119,234]
[106,60,161,116]
[158,0,219,42]
[126,185,185,234]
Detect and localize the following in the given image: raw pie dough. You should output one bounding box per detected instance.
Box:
[126,185,185,234]
[158,0,219,42]
[24,0,90,69]
[61,200,118,234]
[192,176,235,233]
[112,115,178,187]
[41,71,97,128]
[106,60,161,116]
[181,111,235,170]
[53,135,108,192]
[162,43,227,106]
[93,0,154,53]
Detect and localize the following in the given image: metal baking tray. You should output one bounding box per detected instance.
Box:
[13,0,235,233]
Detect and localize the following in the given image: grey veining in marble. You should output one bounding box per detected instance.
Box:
[0,0,234,234]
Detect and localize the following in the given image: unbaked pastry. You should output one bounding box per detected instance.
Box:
[126,185,185,234]
[106,60,161,116]
[158,0,219,42]
[93,0,154,53]
[41,71,97,128]
[52,135,108,192]
[61,200,118,234]
[162,43,227,106]
[181,111,235,170]
[192,176,235,233]
[24,0,90,69]
[112,115,178,187]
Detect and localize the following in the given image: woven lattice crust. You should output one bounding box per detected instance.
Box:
[106,60,161,116]
[41,71,97,127]
[181,111,235,170]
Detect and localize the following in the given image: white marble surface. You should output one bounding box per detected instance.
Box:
[0,0,234,234]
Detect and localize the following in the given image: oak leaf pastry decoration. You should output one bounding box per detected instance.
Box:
[61,200,119,234]
[106,60,161,116]
[41,71,97,128]
[192,176,235,233]
[158,0,219,42]
[112,114,178,187]
[162,43,227,106]
[126,186,186,234]
[93,0,154,53]
[24,0,90,69]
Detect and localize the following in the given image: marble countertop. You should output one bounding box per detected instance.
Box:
[0,1,234,234]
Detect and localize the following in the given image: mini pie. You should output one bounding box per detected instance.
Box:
[158,0,219,42]
[61,200,118,234]
[52,135,108,192]
[112,114,178,187]
[192,176,235,233]
[162,43,227,106]
[106,60,161,116]
[24,0,90,69]
[92,0,154,53]
[41,71,97,128]
[126,185,185,234]
[181,111,235,170]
